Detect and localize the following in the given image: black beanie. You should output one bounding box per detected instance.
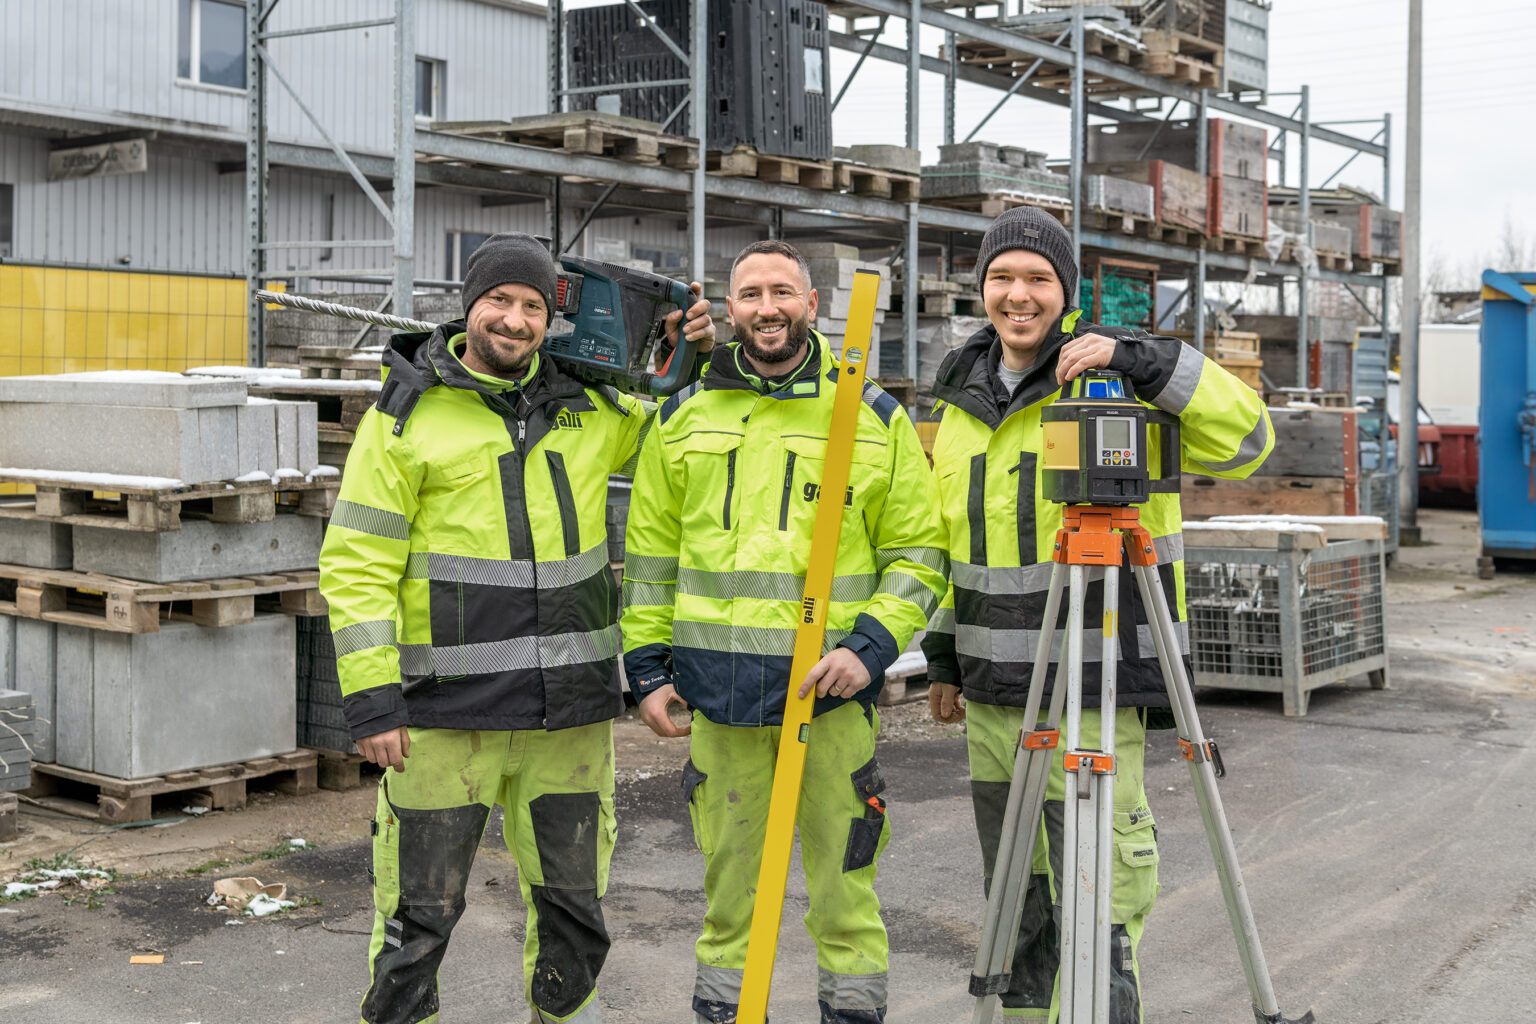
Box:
[975,207,1079,311]
[462,232,558,316]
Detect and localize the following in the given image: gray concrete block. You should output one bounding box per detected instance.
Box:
[238,401,278,477]
[274,401,298,472]
[73,515,324,582]
[196,405,241,481]
[835,145,921,175]
[0,518,72,569]
[54,616,296,779]
[0,404,224,484]
[0,371,247,408]
[294,402,319,473]
[18,618,58,763]
[0,615,13,692]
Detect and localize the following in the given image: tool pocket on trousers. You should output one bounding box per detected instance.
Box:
[395,802,491,909]
[682,758,710,856]
[1111,806,1159,922]
[843,755,889,873]
[370,779,401,918]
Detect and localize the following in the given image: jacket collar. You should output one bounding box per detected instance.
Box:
[377,321,593,433]
[930,310,1083,429]
[702,330,832,399]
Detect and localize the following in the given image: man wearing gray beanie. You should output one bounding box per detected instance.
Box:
[321,230,713,1024]
[922,205,1275,1023]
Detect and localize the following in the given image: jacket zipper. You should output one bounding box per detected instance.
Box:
[778,451,797,531]
[722,449,736,530]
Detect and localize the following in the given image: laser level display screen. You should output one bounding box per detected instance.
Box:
[1084,378,1124,399]
[1097,417,1136,467]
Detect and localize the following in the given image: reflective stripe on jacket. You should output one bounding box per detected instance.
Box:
[620,332,947,726]
[920,316,1273,710]
[318,323,649,739]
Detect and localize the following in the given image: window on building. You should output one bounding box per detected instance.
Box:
[633,246,688,273]
[447,231,493,282]
[416,59,446,120]
[177,0,246,89]
[0,184,12,258]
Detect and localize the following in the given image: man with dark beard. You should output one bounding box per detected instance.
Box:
[319,232,714,1024]
[620,239,947,1023]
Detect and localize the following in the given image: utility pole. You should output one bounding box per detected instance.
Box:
[1399,0,1422,541]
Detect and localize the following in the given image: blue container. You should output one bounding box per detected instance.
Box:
[1477,270,1536,566]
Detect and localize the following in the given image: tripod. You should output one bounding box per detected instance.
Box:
[969,504,1314,1024]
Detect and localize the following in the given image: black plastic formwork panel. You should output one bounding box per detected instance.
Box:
[567,0,832,160]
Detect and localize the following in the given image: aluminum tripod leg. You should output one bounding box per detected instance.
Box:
[1060,564,1119,1024]
[969,562,1071,1024]
[1131,562,1315,1024]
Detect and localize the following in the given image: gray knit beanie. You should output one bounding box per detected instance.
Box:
[975,207,1079,310]
[462,232,558,316]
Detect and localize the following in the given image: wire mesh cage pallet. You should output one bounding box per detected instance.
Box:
[1184,531,1389,716]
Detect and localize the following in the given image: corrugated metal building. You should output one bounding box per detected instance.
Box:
[0,0,754,374]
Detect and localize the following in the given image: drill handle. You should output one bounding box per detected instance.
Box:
[643,279,702,397]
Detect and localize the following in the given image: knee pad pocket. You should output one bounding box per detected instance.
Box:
[529,791,602,890]
[843,755,889,873]
[393,801,490,909]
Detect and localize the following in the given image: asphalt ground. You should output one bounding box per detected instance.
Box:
[3,508,1534,1023]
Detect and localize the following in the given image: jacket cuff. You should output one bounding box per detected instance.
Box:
[343,683,409,741]
[839,613,901,687]
[624,643,674,701]
[920,627,960,685]
[1106,329,1183,398]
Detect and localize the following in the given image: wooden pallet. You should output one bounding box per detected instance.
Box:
[707,146,836,190]
[1138,28,1223,67]
[1352,254,1402,276]
[297,346,383,381]
[1134,49,1221,88]
[26,751,318,825]
[431,112,700,170]
[1206,233,1269,259]
[833,161,920,203]
[1070,208,1159,238]
[305,747,376,792]
[928,192,1072,220]
[893,291,984,317]
[0,473,339,532]
[0,565,324,633]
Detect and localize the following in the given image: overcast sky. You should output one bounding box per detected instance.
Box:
[821,0,1534,282]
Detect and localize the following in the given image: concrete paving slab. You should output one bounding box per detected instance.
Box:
[51,616,296,779]
[196,405,241,481]
[72,514,324,582]
[237,400,278,476]
[0,517,72,569]
[0,370,247,408]
[14,619,55,763]
[0,404,221,483]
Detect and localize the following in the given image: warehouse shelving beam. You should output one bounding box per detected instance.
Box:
[833,17,891,111]
[963,30,1067,144]
[244,0,415,366]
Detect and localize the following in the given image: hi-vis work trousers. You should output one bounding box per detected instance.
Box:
[362,723,616,1024]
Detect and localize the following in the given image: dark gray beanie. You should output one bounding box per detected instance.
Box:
[462,232,558,316]
[975,207,1079,310]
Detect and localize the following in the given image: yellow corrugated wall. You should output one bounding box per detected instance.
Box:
[0,265,248,377]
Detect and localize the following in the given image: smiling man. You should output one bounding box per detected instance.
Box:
[921,207,1273,1023]
[319,231,713,1024]
[620,239,947,1024]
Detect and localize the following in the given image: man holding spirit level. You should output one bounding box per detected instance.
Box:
[922,208,1273,1022]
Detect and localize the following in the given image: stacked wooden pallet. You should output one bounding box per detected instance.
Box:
[0,372,336,818]
[1182,408,1363,520]
[1167,329,1263,391]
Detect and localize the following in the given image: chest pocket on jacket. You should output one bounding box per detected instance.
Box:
[777,433,887,533]
[673,430,745,533]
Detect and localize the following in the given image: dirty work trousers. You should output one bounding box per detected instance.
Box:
[684,701,891,1024]
[362,723,616,1024]
[966,703,1159,1024]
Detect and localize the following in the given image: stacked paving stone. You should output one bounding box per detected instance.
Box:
[0,371,318,483]
[0,688,36,793]
[922,141,1072,209]
[0,371,318,781]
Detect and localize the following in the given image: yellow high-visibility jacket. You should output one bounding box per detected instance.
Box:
[620,333,948,726]
[921,315,1273,711]
[318,324,648,739]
